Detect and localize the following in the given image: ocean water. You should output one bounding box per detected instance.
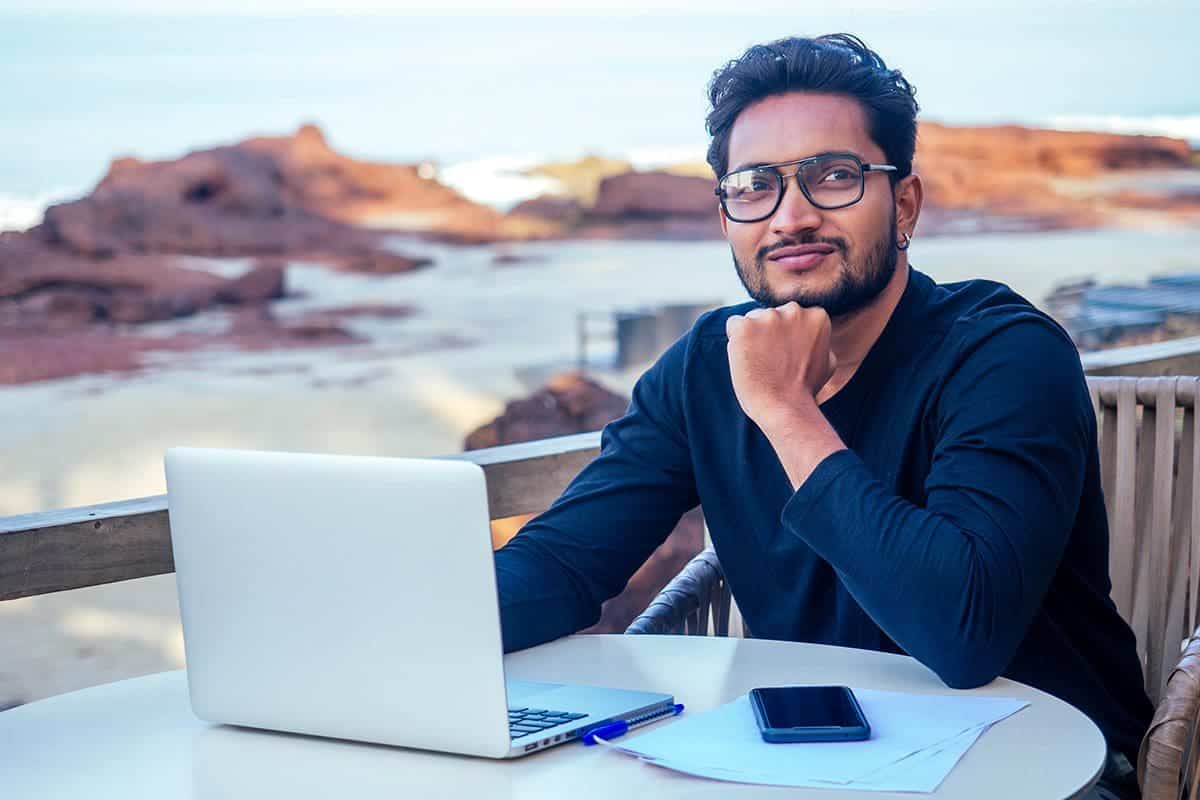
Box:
[1,4,1198,227]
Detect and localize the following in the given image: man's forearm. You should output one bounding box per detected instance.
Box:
[776,451,1035,688]
[495,536,599,652]
[758,402,1055,689]
[758,399,847,490]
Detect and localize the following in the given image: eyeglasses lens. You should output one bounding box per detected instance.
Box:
[720,155,865,220]
[802,156,863,208]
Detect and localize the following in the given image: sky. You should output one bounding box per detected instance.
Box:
[0,0,1187,12]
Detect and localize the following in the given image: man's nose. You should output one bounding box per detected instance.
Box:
[769,174,823,236]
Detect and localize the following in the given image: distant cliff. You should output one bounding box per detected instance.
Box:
[514,123,1200,238]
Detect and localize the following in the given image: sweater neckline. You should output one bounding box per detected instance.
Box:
[819,267,931,414]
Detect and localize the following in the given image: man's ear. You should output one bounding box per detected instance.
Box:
[717,204,729,238]
[895,172,923,237]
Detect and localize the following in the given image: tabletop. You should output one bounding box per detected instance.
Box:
[0,634,1105,799]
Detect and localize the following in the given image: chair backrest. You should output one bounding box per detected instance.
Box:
[1090,376,1200,706]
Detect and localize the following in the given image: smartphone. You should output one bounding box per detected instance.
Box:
[749,685,871,743]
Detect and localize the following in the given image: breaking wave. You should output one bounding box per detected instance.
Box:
[1044,114,1200,145]
[0,189,80,233]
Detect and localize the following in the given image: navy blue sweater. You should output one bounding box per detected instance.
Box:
[495,268,1152,761]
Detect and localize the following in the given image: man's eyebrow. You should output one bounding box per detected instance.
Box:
[726,152,868,175]
[728,161,771,174]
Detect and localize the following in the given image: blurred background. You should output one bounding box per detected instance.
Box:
[1,0,1198,709]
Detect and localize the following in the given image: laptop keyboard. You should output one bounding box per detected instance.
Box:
[508,707,588,739]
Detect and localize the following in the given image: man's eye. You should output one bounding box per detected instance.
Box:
[819,169,854,183]
[724,173,774,198]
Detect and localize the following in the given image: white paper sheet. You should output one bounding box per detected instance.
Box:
[844,725,989,792]
[600,689,1028,792]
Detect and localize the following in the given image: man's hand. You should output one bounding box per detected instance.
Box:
[726,302,836,428]
[726,302,845,489]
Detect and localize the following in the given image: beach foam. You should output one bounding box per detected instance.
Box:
[0,188,80,233]
[627,143,710,171]
[437,145,714,211]
[1045,114,1200,146]
[437,154,566,211]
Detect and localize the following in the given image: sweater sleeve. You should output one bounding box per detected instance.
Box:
[494,333,700,652]
[780,317,1091,688]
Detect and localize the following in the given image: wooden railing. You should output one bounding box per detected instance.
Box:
[0,432,600,603]
[8,334,1200,605]
[1081,335,1200,378]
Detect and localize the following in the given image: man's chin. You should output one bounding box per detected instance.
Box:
[762,276,841,309]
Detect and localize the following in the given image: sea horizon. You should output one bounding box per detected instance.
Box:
[2,5,1198,230]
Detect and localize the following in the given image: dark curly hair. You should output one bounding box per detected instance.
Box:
[705,34,919,183]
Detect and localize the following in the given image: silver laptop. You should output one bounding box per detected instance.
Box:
[164,447,675,759]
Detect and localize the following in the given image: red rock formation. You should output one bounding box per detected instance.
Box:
[239,125,479,222]
[216,262,286,305]
[68,124,540,244]
[0,228,291,330]
[510,124,1199,237]
[591,171,716,219]
[35,128,448,264]
[0,124,462,378]
[464,372,630,450]
[0,299,417,386]
[0,124,554,384]
[508,194,583,224]
[916,123,1192,178]
[465,372,705,634]
[4,122,1196,385]
[911,124,1196,228]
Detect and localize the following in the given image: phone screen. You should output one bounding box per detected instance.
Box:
[752,686,863,729]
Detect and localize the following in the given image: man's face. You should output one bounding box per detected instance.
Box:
[719,92,899,316]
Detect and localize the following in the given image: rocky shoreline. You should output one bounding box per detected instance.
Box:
[1,121,1197,385]
[514,122,1200,239]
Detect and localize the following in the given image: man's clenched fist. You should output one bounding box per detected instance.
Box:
[725,302,837,429]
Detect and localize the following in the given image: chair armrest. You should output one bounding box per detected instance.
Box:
[625,548,728,636]
[1139,626,1200,799]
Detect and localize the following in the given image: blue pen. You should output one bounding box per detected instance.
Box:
[581,703,685,745]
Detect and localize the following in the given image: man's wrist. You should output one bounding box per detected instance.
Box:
[756,398,846,490]
[756,396,823,440]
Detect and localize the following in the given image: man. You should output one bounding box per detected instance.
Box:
[495,34,1150,798]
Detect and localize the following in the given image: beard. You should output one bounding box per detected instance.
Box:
[732,211,899,317]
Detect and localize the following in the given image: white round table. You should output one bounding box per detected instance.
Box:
[0,634,1105,799]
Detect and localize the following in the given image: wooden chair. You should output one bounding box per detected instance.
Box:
[1142,628,1200,799]
[626,375,1200,799]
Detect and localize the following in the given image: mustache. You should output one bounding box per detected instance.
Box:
[757,235,848,263]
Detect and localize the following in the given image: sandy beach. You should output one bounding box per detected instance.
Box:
[4,225,1200,709]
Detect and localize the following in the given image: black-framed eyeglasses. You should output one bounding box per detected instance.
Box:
[715,152,898,223]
